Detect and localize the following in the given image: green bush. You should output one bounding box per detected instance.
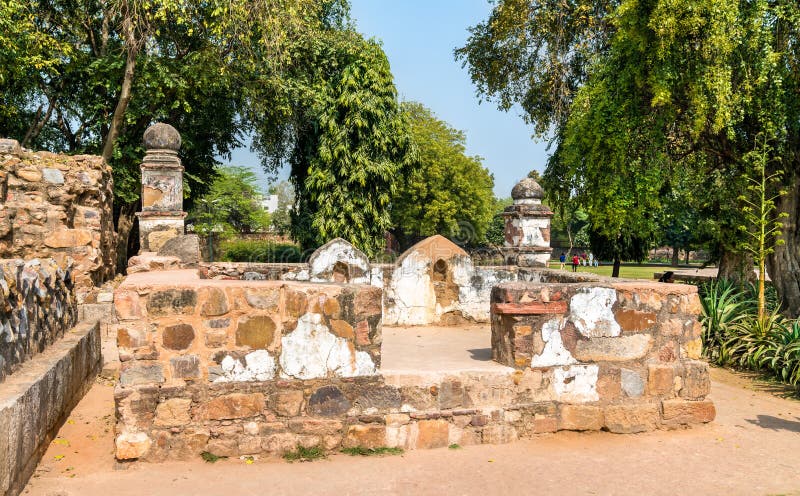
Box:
[220,240,306,263]
[699,278,800,388]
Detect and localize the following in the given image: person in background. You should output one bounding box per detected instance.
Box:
[588,252,594,267]
[572,254,580,272]
[559,252,566,270]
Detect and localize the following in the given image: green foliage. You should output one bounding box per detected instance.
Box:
[448,444,462,450]
[268,181,295,235]
[484,197,513,246]
[257,32,413,257]
[699,279,800,387]
[458,0,800,310]
[340,446,404,457]
[283,445,326,462]
[188,166,270,239]
[220,240,305,263]
[393,102,495,247]
[201,451,227,463]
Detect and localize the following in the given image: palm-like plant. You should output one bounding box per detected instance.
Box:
[699,279,749,364]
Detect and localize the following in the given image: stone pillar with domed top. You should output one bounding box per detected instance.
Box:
[136,123,186,252]
[502,177,554,267]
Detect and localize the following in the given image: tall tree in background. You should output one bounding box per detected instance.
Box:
[254,32,414,257]
[392,102,495,248]
[188,166,271,238]
[458,0,800,309]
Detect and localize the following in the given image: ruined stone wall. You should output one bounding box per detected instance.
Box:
[113,270,386,459]
[0,259,77,382]
[490,280,714,431]
[0,140,115,291]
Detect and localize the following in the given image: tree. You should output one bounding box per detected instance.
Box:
[589,229,649,278]
[254,32,414,257]
[268,181,294,235]
[485,197,513,246]
[458,1,800,308]
[188,166,271,238]
[391,102,495,248]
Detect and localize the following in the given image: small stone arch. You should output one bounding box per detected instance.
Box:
[307,238,370,284]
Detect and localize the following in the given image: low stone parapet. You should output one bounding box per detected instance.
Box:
[490,278,713,432]
[0,319,100,496]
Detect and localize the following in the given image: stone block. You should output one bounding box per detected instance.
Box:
[205,393,264,420]
[308,385,351,417]
[162,323,195,350]
[157,234,200,265]
[438,380,465,409]
[273,390,304,416]
[245,288,281,310]
[385,414,410,427]
[117,327,148,349]
[604,403,660,433]
[154,398,192,427]
[147,289,197,316]
[120,363,165,386]
[661,399,716,424]
[621,368,645,398]
[573,334,652,362]
[613,309,657,332]
[344,425,386,449]
[482,424,518,444]
[238,436,263,455]
[288,418,343,435]
[681,361,711,400]
[416,419,449,449]
[558,404,604,431]
[236,315,276,349]
[44,228,92,248]
[199,287,229,316]
[647,364,675,396]
[205,328,228,348]
[354,385,402,411]
[115,432,152,460]
[206,438,239,457]
[532,416,558,433]
[685,338,703,360]
[330,320,354,339]
[42,168,64,184]
[170,355,201,379]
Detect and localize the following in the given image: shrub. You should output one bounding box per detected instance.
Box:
[220,240,306,263]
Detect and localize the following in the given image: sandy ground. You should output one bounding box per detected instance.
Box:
[23,365,800,496]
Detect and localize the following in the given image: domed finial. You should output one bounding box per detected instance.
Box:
[143,123,181,151]
[511,177,544,201]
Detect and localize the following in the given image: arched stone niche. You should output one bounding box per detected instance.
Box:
[307,238,371,284]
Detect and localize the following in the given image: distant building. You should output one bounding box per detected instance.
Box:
[260,194,280,213]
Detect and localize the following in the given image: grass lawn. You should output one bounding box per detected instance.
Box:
[547,262,658,280]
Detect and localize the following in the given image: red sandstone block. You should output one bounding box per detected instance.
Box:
[492,301,568,315]
[661,399,716,424]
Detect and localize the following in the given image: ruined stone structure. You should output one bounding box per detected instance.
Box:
[491,278,713,431]
[502,177,553,267]
[0,259,77,382]
[0,139,116,291]
[112,240,713,461]
[136,124,186,253]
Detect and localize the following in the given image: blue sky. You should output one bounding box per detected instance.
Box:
[225,0,550,197]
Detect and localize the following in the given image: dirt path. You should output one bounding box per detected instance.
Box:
[24,367,800,496]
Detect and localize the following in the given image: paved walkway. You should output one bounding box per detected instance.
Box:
[24,364,800,496]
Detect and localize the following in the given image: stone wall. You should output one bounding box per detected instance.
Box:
[199,236,523,326]
[113,270,385,459]
[0,259,77,382]
[0,320,101,496]
[0,140,115,291]
[490,279,714,431]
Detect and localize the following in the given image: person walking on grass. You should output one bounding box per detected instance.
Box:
[559,252,566,270]
[572,254,580,272]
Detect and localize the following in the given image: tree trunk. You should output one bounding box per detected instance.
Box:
[115,203,137,274]
[612,256,621,277]
[102,14,137,162]
[767,168,800,318]
[718,249,756,284]
[671,246,679,267]
[684,249,690,265]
